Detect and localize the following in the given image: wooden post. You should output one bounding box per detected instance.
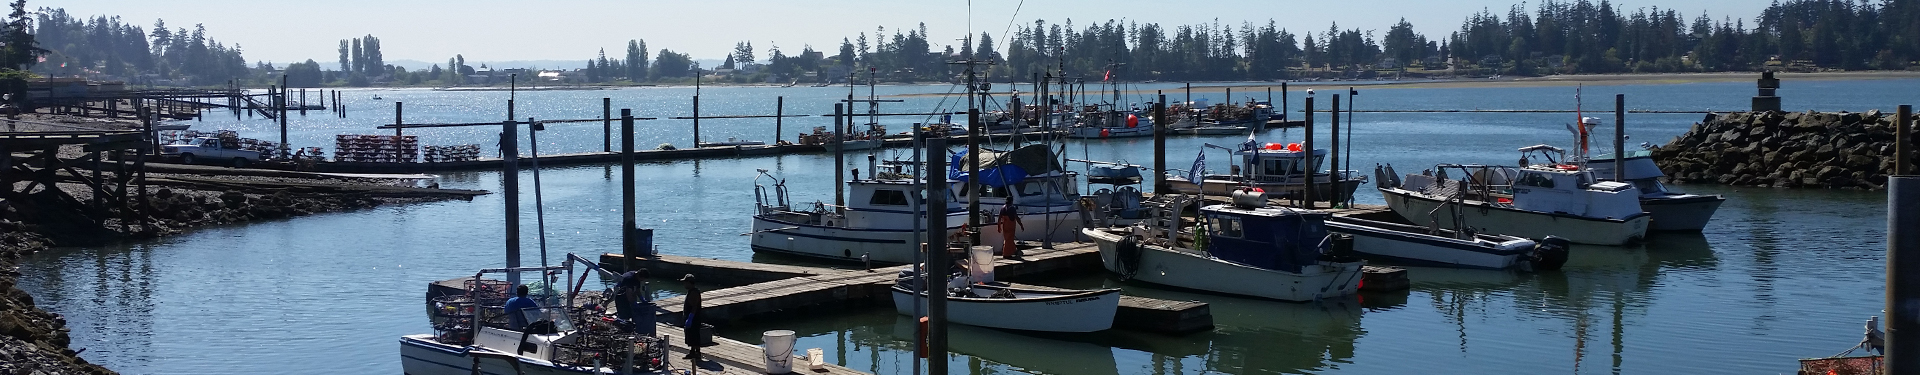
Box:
[1282,82,1289,122]
[923,133,950,374]
[1899,105,1912,176]
[1304,96,1316,207]
[395,102,405,162]
[833,104,845,212]
[602,98,612,153]
[622,109,637,259]
[1153,93,1168,193]
[692,95,701,147]
[278,76,288,159]
[1331,94,1341,207]
[774,96,784,144]
[1891,176,1920,374]
[299,89,307,116]
[1615,94,1627,182]
[502,118,521,286]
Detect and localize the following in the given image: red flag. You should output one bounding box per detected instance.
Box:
[1103,70,1112,81]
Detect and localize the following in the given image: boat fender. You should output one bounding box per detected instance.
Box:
[1100,128,1111,138]
[1527,236,1572,271]
[1116,236,1144,279]
[1127,114,1139,128]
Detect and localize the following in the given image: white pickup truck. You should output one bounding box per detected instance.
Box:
[162,137,264,167]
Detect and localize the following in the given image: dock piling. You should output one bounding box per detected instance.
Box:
[692,95,701,147]
[833,104,845,212]
[924,134,950,375]
[621,109,639,267]
[603,98,612,153]
[503,118,522,286]
[1304,95,1316,207]
[1890,176,1920,374]
[1615,94,1626,182]
[775,96,784,144]
[1153,94,1167,193]
[1899,105,1911,175]
[1331,94,1341,207]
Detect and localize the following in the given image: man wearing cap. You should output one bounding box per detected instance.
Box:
[681,274,704,362]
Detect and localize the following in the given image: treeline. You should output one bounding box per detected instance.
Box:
[29,8,250,85]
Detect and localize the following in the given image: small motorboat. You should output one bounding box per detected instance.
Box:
[1327,215,1569,270]
[892,269,1120,333]
[400,254,671,374]
[1588,150,1726,231]
[1375,145,1650,246]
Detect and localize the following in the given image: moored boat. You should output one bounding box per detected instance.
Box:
[1081,192,1365,301]
[1326,216,1569,270]
[1374,145,1651,246]
[891,270,1121,333]
[950,144,1084,243]
[748,169,965,264]
[1165,138,1367,199]
[400,255,670,375]
[1588,150,1726,231]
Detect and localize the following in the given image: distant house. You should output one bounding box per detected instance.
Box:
[537,70,563,82]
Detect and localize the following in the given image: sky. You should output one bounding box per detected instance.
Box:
[41,0,1761,68]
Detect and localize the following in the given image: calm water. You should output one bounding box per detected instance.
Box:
[17,78,1916,374]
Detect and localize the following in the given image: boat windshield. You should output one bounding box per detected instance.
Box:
[521,307,576,332]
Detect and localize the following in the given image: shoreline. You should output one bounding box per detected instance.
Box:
[886,70,1920,97]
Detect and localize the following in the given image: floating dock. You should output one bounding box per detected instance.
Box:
[598,242,1218,335]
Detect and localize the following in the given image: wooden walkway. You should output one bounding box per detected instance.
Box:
[604,242,1216,335]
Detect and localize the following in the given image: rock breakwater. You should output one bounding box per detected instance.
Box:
[1651,110,1917,189]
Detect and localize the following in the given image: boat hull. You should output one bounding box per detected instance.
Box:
[1379,187,1649,246]
[1641,194,1724,231]
[400,335,607,375]
[824,139,882,152]
[1167,177,1364,200]
[1326,217,1534,269]
[1066,126,1154,139]
[890,285,1120,332]
[750,215,960,264]
[1083,229,1363,301]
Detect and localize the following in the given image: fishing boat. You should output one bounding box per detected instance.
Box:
[798,125,885,152]
[1064,107,1154,139]
[1081,191,1366,301]
[400,255,672,375]
[1374,144,1651,246]
[1588,150,1726,231]
[1165,138,1368,199]
[891,269,1120,333]
[950,144,1083,243]
[1083,163,1150,228]
[747,169,965,264]
[1326,216,1569,270]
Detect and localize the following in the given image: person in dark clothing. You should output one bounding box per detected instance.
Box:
[613,269,656,336]
[681,274,704,362]
[503,284,541,330]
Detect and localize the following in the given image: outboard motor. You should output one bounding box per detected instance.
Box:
[1528,236,1573,271]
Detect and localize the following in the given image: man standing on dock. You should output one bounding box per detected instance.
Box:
[681,274,703,363]
[997,202,1024,260]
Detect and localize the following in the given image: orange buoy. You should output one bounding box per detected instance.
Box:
[1100,128,1111,137]
[1126,114,1139,127]
[1287,143,1302,152]
[1265,143,1285,150]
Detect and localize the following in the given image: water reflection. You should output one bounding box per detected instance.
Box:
[20,242,158,374]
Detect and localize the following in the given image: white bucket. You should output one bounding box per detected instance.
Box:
[968,246,996,283]
[762,330,796,374]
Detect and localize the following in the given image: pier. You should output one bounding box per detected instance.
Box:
[593,242,1219,335]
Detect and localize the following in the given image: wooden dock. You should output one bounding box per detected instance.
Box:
[601,242,1216,335]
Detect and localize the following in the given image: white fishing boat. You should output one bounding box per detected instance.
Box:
[400,255,671,375]
[891,270,1120,333]
[1374,145,1651,246]
[1065,108,1154,139]
[951,144,1083,243]
[1326,216,1569,270]
[748,169,965,264]
[1588,150,1726,231]
[1081,192,1366,301]
[1166,139,1368,199]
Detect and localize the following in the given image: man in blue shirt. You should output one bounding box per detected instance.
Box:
[503,284,541,330]
[613,269,656,335]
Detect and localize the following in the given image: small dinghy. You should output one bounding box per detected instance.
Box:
[891,268,1121,333]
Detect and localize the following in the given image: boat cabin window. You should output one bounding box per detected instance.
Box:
[869,189,910,206]
[1515,172,1555,189]
[1208,216,1244,239]
[1261,159,1292,176]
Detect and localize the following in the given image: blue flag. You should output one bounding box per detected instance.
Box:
[1188,150,1206,184]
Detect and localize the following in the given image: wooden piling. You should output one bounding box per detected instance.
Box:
[394,102,404,156]
[502,118,522,286]
[1615,94,1626,182]
[833,104,845,211]
[925,133,950,372]
[1153,93,1167,193]
[621,109,637,263]
[1304,96,1316,206]
[299,89,307,116]
[775,96,784,144]
[278,76,288,158]
[602,98,611,153]
[691,95,701,147]
[1891,176,1920,373]
[1331,94,1341,206]
[1899,105,1912,176]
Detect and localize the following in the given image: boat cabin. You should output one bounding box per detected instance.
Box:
[1588,150,1676,196]
[1200,204,1333,273]
[754,171,960,230]
[961,171,1079,207]
[1238,143,1327,183]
